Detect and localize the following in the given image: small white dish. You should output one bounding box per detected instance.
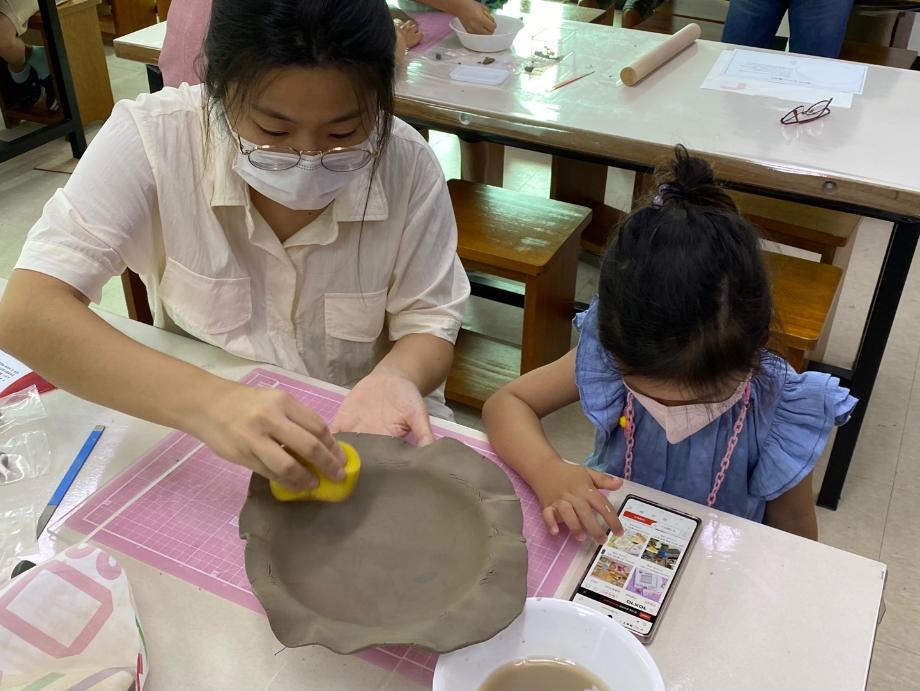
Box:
[433,597,665,691]
[450,14,524,53]
[450,65,511,86]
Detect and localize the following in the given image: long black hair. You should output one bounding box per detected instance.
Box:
[202,0,396,157]
[597,146,774,398]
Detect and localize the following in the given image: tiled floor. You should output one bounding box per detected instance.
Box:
[1,48,919,690]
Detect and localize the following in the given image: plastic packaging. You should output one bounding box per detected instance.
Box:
[0,431,53,485]
[0,385,47,435]
[0,505,36,574]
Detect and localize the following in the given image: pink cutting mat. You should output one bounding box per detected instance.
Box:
[64,368,582,685]
[408,11,455,54]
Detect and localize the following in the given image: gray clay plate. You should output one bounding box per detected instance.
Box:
[239,433,527,654]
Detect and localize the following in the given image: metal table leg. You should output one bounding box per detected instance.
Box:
[818,220,920,509]
[38,0,85,158]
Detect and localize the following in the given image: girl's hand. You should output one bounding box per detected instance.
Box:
[190,381,344,490]
[457,0,496,35]
[532,462,624,544]
[331,370,435,446]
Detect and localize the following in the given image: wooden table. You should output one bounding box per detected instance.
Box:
[0,278,887,690]
[114,19,920,510]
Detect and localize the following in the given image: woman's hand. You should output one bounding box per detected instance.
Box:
[331,370,435,445]
[457,0,496,34]
[190,380,344,490]
[395,18,423,50]
[532,462,624,544]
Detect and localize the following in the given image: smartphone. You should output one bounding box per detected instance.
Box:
[571,494,701,643]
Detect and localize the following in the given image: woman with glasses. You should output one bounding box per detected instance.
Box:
[0,0,470,493]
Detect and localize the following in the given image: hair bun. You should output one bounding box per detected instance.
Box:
[655,145,736,212]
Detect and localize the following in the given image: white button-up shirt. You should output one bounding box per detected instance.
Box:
[17,85,469,411]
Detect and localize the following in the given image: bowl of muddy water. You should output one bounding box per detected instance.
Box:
[433,597,664,691]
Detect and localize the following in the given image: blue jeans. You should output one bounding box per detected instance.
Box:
[721,0,854,59]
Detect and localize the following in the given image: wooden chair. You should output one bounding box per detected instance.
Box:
[447,179,592,408]
[766,251,842,371]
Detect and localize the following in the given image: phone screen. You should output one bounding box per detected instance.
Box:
[572,495,701,638]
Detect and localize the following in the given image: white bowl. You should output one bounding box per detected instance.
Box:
[433,597,665,691]
[450,14,524,53]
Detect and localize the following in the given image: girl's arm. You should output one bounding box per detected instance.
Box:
[0,270,343,489]
[764,473,818,540]
[483,349,623,543]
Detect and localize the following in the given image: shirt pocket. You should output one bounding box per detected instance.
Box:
[324,290,388,384]
[159,258,252,335]
[324,290,388,343]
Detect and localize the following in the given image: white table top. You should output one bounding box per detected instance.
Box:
[116,19,920,217]
[0,278,887,690]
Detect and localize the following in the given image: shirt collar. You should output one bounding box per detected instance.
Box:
[209,134,389,222]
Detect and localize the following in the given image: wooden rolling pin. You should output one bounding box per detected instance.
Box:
[620,23,702,86]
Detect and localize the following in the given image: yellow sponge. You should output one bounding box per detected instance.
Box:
[269,441,361,503]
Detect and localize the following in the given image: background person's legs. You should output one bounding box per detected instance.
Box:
[577,0,663,28]
[721,0,788,50]
[787,0,854,59]
[0,11,26,70]
[0,0,53,110]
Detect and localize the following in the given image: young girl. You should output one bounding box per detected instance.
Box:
[483,147,855,543]
[0,0,468,493]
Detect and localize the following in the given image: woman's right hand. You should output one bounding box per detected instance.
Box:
[189,380,344,490]
[457,0,496,35]
[532,462,625,544]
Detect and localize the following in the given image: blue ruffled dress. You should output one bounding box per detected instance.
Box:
[575,300,857,522]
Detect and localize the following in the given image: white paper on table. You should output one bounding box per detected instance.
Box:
[701,50,854,108]
[723,49,867,94]
[0,349,31,391]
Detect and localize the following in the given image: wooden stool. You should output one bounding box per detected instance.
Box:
[766,251,842,371]
[0,0,114,127]
[122,270,153,324]
[730,191,859,265]
[447,179,592,407]
[839,40,917,69]
[96,0,158,38]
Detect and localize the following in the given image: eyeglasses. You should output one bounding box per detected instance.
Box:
[781,98,832,126]
[236,135,377,172]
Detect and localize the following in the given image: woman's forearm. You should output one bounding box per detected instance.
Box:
[373,332,454,396]
[0,270,229,436]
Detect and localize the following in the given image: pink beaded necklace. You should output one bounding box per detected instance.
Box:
[622,382,753,507]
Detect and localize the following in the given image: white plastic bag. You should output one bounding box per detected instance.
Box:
[0,431,52,485]
[0,385,46,435]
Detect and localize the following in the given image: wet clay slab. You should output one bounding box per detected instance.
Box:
[239,433,527,654]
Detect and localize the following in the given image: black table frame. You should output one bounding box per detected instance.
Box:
[142,65,920,510]
[0,0,86,164]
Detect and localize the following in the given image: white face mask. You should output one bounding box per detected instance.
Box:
[625,378,749,444]
[231,135,371,211]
